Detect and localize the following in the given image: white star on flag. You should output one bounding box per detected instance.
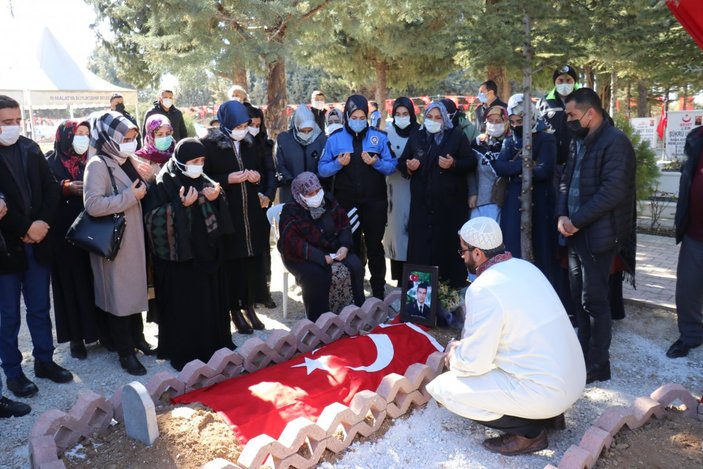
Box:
[291,356,334,375]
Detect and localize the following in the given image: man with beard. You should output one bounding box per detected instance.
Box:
[426,217,585,456]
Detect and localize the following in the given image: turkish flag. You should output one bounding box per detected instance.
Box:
[173,323,442,443]
[668,0,703,51]
[657,105,667,140]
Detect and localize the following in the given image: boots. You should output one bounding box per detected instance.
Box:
[231,309,253,334]
[244,305,265,330]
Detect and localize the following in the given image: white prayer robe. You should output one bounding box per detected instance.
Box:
[426,258,586,421]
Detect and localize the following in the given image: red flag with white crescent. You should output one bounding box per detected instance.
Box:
[173,323,442,443]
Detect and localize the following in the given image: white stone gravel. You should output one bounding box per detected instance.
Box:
[0,257,701,468]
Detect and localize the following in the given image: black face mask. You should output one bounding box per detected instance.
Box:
[511,125,523,138]
[566,119,589,139]
[115,103,126,113]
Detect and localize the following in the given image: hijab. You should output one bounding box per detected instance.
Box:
[292,105,322,146]
[325,108,345,136]
[291,171,325,220]
[89,111,138,163]
[135,114,174,164]
[391,97,419,138]
[246,104,270,143]
[423,102,453,145]
[54,120,90,180]
[217,100,251,138]
[343,94,369,138]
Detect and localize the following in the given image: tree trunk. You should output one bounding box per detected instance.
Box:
[487,64,511,102]
[626,83,632,119]
[234,67,248,90]
[520,12,534,263]
[682,84,688,111]
[664,86,670,111]
[583,65,595,89]
[374,60,388,129]
[636,81,647,117]
[265,58,287,139]
[609,71,617,117]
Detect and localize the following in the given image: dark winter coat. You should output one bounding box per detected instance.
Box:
[538,89,573,165]
[676,126,703,244]
[399,127,477,288]
[143,102,188,141]
[201,129,269,259]
[0,136,59,274]
[557,120,636,255]
[275,131,327,203]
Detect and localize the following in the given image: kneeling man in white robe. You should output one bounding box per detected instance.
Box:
[427,217,586,456]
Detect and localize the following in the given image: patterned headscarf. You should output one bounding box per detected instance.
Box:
[423,102,453,145]
[291,171,325,219]
[89,111,138,161]
[135,114,174,164]
[292,105,322,146]
[54,120,90,180]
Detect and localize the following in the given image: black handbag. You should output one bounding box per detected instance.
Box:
[65,156,126,261]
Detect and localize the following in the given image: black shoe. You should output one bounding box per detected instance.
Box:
[34,360,74,384]
[70,341,87,360]
[134,338,157,356]
[546,413,566,430]
[6,373,38,398]
[0,396,31,418]
[586,361,611,384]
[99,338,115,352]
[231,309,253,334]
[119,354,147,376]
[262,296,277,309]
[666,339,699,358]
[244,306,266,330]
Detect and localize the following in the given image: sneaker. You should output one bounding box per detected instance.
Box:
[34,360,74,383]
[0,396,31,418]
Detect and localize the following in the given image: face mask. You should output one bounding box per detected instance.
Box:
[348,119,367,134]
[303,189,324,208]
[566,119,589,139]
[297,130,313,143]
[162,98,174,109]
[230,128,248,141]
[325,123,343,135]
[174,158,203,179]
[248,126,260,137]
[477,92,488,103]
[511,125,523,138]
[154,135,173,151]
[312,101,326,111]
[114,103,126,113]
[556,83,574,96]
[0,125,21,146]
[394,115,411,129]
[424,119,442,134]
[486,122,505,138]
[232,96,242,102]
[119,140,138,155]
[72,135,90,154]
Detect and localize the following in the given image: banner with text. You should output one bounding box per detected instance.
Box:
[665,110,703,160]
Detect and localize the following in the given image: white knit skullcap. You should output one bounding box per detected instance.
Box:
[458,217,503,250]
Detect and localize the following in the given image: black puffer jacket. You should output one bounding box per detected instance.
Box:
[557,120,636,255]
[675,126,703,244]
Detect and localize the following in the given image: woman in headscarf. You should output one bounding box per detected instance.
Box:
[278,172,364,321]
[144,138,234,370]
[399,101,477,288]
[382,97,420,286]
[469,105,509,223]
[324,108,345,136]
[46,120,100,359]
[202,100,268,334]
[134,114,175,179]
[83,111,151,376]
[492,93,557,284]
[318,95,396,299]
[276,105,327,203]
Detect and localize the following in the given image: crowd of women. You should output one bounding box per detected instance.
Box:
[7,66,601,379]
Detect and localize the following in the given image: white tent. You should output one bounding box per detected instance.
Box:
[0,27,138,135]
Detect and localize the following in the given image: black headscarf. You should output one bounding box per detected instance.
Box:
[343,94,369,139]
[391,97,419,138]
[245,104,269,143]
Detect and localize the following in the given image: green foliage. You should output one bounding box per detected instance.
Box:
[614,115,660,202]
[182,113,197,139]
[437,281,463,312]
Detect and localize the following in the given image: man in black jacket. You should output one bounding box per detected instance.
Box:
[667,126,703,358]
[143,89,188,141]
[0,95,73,401]
[557,88,635,384]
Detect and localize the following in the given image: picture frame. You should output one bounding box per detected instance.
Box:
[400,264,439,327]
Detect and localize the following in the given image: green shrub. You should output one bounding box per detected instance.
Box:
[614,115,660,202]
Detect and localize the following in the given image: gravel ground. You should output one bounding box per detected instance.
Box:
[1,255,701,468]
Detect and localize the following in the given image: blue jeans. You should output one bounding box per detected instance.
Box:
[0,245,55,387]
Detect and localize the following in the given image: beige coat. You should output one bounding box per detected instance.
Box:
[83,155,147,316]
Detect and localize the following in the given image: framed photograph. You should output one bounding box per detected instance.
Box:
[400,264,439,327]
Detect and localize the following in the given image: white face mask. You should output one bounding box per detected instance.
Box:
[297,130,313,143]
[231,128,248,141]
[394,115,411,129]
[303,189,324,208]
[556,83,574,96]
[119,140,138,155]
[0,125,21,146]
[485,122,505,138]
[232,96,242,102]
[174,158,203,179]
[247,126,260,137]
[162,98,174,109]
[72,135,90,154]
[424,119,442,134]
[312,101,326,111]
[325,123,343,136]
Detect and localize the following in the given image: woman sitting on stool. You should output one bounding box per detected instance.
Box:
[278,172,365,321]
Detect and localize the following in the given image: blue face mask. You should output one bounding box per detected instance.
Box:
[478,92,488,103]
[348,119,367,134]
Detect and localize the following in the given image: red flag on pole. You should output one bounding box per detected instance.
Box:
[173,323,442,443]
[657,104,667,140]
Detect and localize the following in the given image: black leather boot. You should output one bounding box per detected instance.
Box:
[244,306,265,330]
[119,354,147,376]
[231,309,253,334]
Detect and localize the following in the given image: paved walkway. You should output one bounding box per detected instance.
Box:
[623,233,679,311]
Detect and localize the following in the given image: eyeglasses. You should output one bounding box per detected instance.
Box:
[458,247,475,255]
